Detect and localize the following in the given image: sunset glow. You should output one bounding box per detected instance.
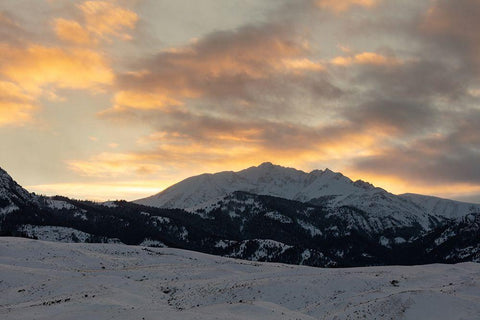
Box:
[1,0,479,203]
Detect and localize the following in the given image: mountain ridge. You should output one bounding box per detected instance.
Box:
[135,162,480,226]
[1,165,480,267]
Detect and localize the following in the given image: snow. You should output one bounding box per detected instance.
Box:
[134,163,479,232]
[297,219,322,237]
[0,168,33,215]
[2,237,480,320]
[73,211,88,220]
[401,193,480,219]
[264,211,292,224]
[139,238,166,247]
[379,236,390,247]
[151,216,171,226]
[101,201,117,208]
[178,227,188,240]
[16,225,93,243]
[394,237,407,244]
[0,204,19,215]
[134,163,376,210]
[215,240,237,249]
[227,239,293,260]
[15,225,121,244]
[301,249,311,263]
[435,229,456,246]
[45,199,75,210]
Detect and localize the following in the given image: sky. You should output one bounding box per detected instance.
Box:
[1,0,480,203]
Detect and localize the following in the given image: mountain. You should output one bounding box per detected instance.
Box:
[135,162,480,231]
[0,167,36,216]
[400,193,480,219]
[135,162,377,209]
[2,165,480,268]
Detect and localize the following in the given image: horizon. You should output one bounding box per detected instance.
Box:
[1,1,480,203]
[3,162,480,205]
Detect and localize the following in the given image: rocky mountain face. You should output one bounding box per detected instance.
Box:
[1,165,480,267]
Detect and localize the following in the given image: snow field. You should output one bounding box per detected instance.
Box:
[1,237,480,320]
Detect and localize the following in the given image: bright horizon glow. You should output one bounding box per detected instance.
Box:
[19,163,480,204]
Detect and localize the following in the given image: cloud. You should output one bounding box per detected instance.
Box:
[351,109,480,186]
[0,11,29,45]
[54,18,92,45]
[0,2,130,127]
[316,0,380,13]
[3,0,479,201]
[112,90,185,111]
[105,22,339,121]
[0,81,38,126]
[52,1,138,45]
[67,152,166,178]
[421,0,480,71]
[331,52,401,66]
[0,44,114,95]
[77,1,138,41]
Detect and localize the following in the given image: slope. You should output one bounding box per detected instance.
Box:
[2,237,480,320]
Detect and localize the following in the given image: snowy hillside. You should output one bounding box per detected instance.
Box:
[2,237,480,320]
[401,193,480,219]
[0,168,35,216]
[135,163,480,227]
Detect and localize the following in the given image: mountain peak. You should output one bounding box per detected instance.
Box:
[258,161,274,168]
[0,167,14,188]
[135,163,380,209]
[353,179,375,190]
[0,167,33,214]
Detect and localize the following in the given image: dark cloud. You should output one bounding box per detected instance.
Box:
[0,11,30,45]
[421,0,480,73]
[343,98,437,134]
[352,109,480,185]
[104,107,357,153]
[353,59,470,101]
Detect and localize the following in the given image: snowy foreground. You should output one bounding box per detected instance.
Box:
[1,238,480,320]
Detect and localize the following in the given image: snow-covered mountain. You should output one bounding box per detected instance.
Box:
[2,165,480,268]
[135,162,480,229]
[400,193,480,219]
[0,168,35,216]
[135,162,372,209]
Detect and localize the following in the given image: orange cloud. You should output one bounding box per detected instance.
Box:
[331,52,401,66]
[0,81,38,126]
[0,44,114,95]
[78,1,138,41]
[316,0,380,13]
[113,90,187,111]
[66,121,384,183]
[280,58,325,72]
[67,152,167,178]
[54,18,92,45]
[345,169,480,200]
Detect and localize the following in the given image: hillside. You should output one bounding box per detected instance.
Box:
[2,237,480,320]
